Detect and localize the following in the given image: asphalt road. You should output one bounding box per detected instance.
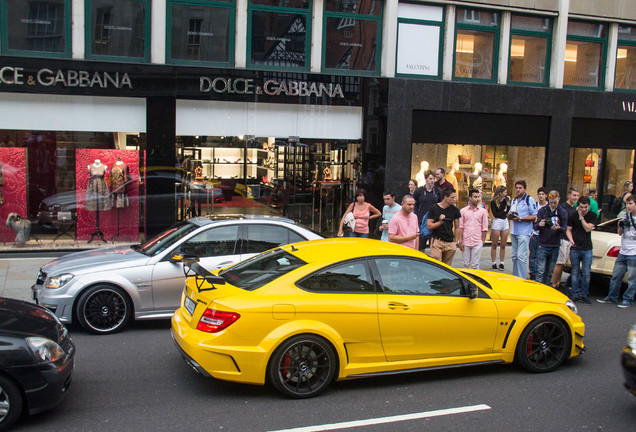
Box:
[10,290,636,432]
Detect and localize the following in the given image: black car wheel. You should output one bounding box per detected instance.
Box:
[76,285,132,335]
[268,335,337,398]
[0,375,23,431]
[516,316,571,373]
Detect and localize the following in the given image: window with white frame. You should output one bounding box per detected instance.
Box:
[395,2,443,78]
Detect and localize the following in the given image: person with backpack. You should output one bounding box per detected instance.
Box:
[413,170,442,251]
[508,180,538,279]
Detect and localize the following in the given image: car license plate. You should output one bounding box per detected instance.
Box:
[184,296,196,316]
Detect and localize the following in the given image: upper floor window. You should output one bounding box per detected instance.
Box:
[247,0,311,70]
[322,0,383,75]
[615,25,636,91]
[395,2,443,79]
[508,14,551,86]
[454,8,500,82]
[564,21,607,89]
[0,0,71,58]
[86,0,150,62]
[167,0,235,66]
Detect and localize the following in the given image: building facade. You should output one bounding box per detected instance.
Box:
[0,0,635,248]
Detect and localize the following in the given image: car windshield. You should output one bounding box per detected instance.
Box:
[135,221,198,256]
[219,248,306,290]
[596,218,618,234]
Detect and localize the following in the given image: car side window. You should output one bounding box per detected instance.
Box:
[180,225,238,257]
[243,224,306,254]
[297,260,375,293]
[374,258,465,296]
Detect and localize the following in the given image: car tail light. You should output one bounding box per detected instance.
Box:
[196,309,240,333]
[607,246,621,258]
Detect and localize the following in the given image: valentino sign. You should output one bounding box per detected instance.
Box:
[0,66,132,89]
[200,76,344,98]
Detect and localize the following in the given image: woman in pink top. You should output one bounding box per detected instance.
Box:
[338,189,381,238]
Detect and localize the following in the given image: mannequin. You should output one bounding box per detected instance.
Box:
[494,162,507,190]
[468,162,483,191]
[110,156,130,208]
[86,159,111,243]
[415,160,430,187]
[445,162,459,191]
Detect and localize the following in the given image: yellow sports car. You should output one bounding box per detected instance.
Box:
[171,238,585,398]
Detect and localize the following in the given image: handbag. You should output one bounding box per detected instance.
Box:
[343,212,356,231]
[420,211,432,237]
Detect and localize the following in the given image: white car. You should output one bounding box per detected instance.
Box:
[32,215,322,335]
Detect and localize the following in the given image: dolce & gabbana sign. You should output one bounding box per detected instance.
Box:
[200,76,344,98]
[0,65,132,89]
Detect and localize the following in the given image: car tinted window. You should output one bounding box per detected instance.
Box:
[138,221,197,256]
[220,248,306,290]
[181,225,238,257]
[243,224,306,254]
[375,258,464,296]
[596,219,619,234]
[297,260,375,293]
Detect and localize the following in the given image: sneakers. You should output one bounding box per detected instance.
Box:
[618,301,633,309]
[499,264,504,270]
[492,264,497,270]
[580,297,592,305]
[596,297,615,304]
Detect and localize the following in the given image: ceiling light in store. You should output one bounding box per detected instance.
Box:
[456,34,475,54]
[618,48,628,59]
[511,39,525,58]
[238,135,244,140]
[565,44,578,62]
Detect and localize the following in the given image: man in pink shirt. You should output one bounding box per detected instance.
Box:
[457,189,489,269]
[389,194,419,249]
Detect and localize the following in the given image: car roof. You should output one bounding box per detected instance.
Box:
[188,214,299,227]
[282,238,423,265]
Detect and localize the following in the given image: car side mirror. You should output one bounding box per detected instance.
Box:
[169,252,199,265]
[468,283,478,299]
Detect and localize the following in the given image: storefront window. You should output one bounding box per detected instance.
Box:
[167,0,234,66]
[322,0,383,74]
[454,8,500,81]
[0,0,71,57]
[410,142,545,229]
[615,25,636,91]
[174,136,361,235]
[0,130,147,247]
[508,15,551,86]
[86,0,150,61]
[568,147,634,220]
[564,21,606,89]
[395,2,443,78]
[248,0,311,70]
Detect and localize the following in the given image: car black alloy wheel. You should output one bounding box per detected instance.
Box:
[76,285,132,334]
[0,375,23,431]
[516,316,571,373]
[269,334,337,398]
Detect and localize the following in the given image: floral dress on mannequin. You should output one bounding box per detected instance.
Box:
[109,159,130,208]
[86,161,112,211]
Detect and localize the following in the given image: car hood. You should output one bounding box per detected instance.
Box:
[463,270,568,303]
[0,298,62,339]
[42,245,150,274]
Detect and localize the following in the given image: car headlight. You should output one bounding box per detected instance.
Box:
[46,273,74,289]
[26,337,65,362]
[566,300,578,315]
[627,325,636,353]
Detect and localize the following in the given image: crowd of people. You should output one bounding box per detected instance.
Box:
[338,171,636,308]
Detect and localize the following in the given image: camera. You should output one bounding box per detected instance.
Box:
[544,218,553,228]
[619,217,632,229]
[508,211,518,220]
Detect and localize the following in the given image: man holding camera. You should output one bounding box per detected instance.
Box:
[598,195,636,308]
[508,180,538,278]
[533,190,568,285]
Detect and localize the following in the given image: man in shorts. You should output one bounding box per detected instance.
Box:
[552,187,579,290]
[427,188,461,265]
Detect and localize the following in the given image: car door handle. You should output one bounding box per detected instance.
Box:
[388,302,410,310]
[215,261,235,269]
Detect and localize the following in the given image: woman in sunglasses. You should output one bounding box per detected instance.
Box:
[490,185,510,270]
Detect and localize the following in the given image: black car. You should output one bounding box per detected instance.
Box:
[623,323,636,397]
[0,298,75,431]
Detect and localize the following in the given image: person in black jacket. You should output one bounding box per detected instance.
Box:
[413,171,442,251]
[533,190,568,285]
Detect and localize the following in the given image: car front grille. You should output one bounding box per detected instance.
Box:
[36,269,47,286]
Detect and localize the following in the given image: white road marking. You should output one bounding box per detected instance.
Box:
[267,404,491,432]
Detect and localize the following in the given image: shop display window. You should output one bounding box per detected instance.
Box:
[322,0,383,74]
[454,8,500,82]
[0,0,71,57]
[395,2,443,78]
[167,0,234,66]
[508,15,551,86]
[410,143,545,233]
[247,0,311,70]
[615,25,636,91]
[86,0,150,61]
[563,21,607,89]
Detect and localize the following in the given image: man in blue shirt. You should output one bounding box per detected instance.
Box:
[379,191,402,242]
[508,180,538,279]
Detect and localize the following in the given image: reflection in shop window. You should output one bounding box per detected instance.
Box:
[564,21,606,88]
[3,0,69,55]
[87,0,148,60]
[615,25,636,90]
